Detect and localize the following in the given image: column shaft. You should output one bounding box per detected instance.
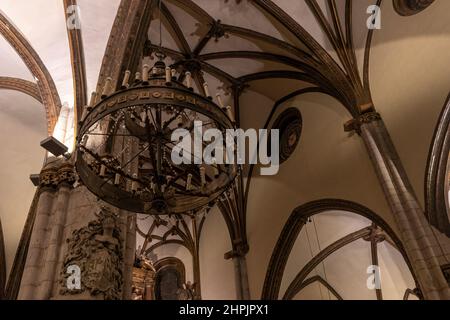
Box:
[232,257,243,300]
[232,255,251,300]
[239,256,251,299]
[37,185,70,299]
[18,189,55,299]
[360,116,450,299]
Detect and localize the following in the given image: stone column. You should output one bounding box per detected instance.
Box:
[229,253,251,300]
[120,211,136,300]
[357,112,450,299]
[18,171,57,299]
[236,256,251,300]
[18,160,76,299]
[238,255,250,299]
[36,183,71,299]
[0,218,5,300]
[18,159,135,300]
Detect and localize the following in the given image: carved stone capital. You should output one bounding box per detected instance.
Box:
[359,112,382,124]
[57,164,77,186]
[344,112,382,134]
[224,240,249,259]
[39,162,76,189]
[39,168,59,189]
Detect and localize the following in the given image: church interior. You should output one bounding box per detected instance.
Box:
[1,0,450,301]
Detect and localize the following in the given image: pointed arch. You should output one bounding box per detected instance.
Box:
[0,11,61,135]
[0,217,5,300]
[0,77,42,103]
[293,275,343,300]
[261,199,417,300]
[425,93,450,235]
[63,0,88,119]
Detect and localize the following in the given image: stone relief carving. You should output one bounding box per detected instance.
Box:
[60,207,123,300]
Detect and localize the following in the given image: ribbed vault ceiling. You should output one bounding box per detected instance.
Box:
[0,0,444,299]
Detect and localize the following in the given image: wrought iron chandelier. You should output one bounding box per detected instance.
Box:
[75,57,238,215]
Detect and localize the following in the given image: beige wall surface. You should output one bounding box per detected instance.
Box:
[199,206,236,300]
[244,92,394,299]
[0,90,46,277]
[370,0,450,208]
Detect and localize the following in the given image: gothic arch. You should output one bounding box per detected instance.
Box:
[292,275,343,301]
[425,93,450,236]
[63,0,88,119]
[153,257,186,300]
[0,77,42,103]
[261,199,417,300]
[0,10,61,134]
[0,217,5,300]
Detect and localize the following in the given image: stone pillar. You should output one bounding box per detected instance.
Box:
[191,218,202,300]
[120,211,136,300]
[18,160,77,299]
[18,172,57,299]
[229,253,251,300]
[18,159,135,300]
[233,256,250,300]
[232,257,243,300]
[36,184,71,299]
[357,112,450,299]
[238,255,250,299]
[192,249,202,300]
[0,215,6,299]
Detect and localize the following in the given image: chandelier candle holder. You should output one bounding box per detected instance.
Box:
[135,72,142,83]
[121,70,131,89]
[185,72,193,90]
[203,82,212,100]
[76,59,238,215]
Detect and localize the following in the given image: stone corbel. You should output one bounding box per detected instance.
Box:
[344,111,382,135]
[224,240,249,260]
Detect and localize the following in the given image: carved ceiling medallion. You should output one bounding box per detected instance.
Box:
[394,0,435,16]
[271,108,302,164]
